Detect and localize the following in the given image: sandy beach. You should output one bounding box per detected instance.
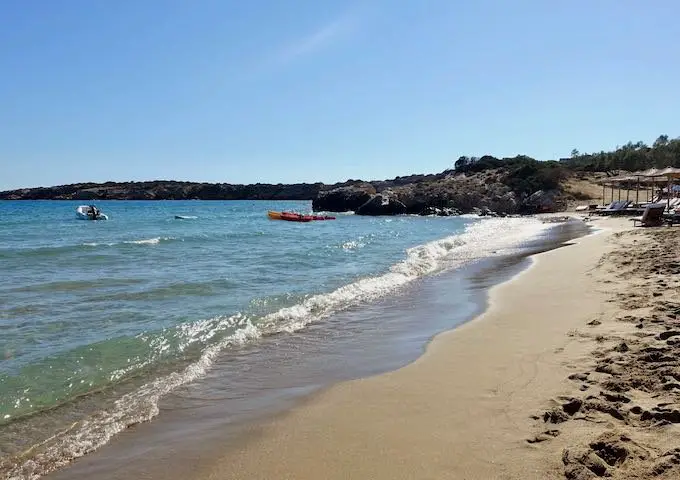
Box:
[192,217,680,480]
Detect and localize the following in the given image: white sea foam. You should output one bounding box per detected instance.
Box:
[7,217,553,480]
[81,237,174,248]
[123,237,168,245]
[341,240,365,251]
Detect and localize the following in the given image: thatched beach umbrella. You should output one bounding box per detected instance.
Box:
[655,167,680,177]
[657,167,680,210]
[631,169,661,203]
[639,167,680,209]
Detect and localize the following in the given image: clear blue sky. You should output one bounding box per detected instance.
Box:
[1,0,679,190]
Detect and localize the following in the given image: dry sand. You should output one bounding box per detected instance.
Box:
[194,216,680,480]
[549,224,680,479]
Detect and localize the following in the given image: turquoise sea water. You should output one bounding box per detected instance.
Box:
[0,200,557,478]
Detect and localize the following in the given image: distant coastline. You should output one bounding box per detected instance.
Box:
[0,157,605,215]
[0,166,569,216]
[0,180,325,201]
[0,172,445,202]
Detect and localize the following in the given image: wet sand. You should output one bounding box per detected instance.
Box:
[196,217,680,479]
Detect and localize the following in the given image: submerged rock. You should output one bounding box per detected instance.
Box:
[356,191,407,216]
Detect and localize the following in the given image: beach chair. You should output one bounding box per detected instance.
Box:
[667,197,680,212]
[575,204,599,212]
[664,213,680,226]
[590,201,617,215]
[631,204,666,227]
[596,200,630,216]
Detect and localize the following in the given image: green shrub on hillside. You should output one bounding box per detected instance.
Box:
[454,155,567,196]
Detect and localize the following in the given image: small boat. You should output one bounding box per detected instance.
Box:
[76,205,108,220]
[267,211,335,222]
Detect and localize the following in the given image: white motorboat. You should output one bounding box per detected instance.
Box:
[76,205,108,220]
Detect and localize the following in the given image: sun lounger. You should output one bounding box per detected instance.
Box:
[590,201,619,213]
[664,213,680,226]
[596,200,631,216]
[639,195,663,208]
[631,203,666,227]
[667,198,680,212]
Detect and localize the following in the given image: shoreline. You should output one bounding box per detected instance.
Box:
[189,216,624,479]
[39,217,590,480]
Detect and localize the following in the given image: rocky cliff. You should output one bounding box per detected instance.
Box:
[313,169,569,216]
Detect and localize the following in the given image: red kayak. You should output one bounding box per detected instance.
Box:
[267,211,336,222]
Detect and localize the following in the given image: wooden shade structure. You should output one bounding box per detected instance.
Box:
[598,167,680,208]
[632,167,680,209]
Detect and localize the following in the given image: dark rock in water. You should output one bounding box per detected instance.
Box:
[356,191,407,216]
[419,206,461,216]
[419,206,439,216]
[471,206,500,217]
[440,207,461,216]
[312,184,375,212]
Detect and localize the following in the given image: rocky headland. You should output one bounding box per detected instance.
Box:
[312,168,568,216]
